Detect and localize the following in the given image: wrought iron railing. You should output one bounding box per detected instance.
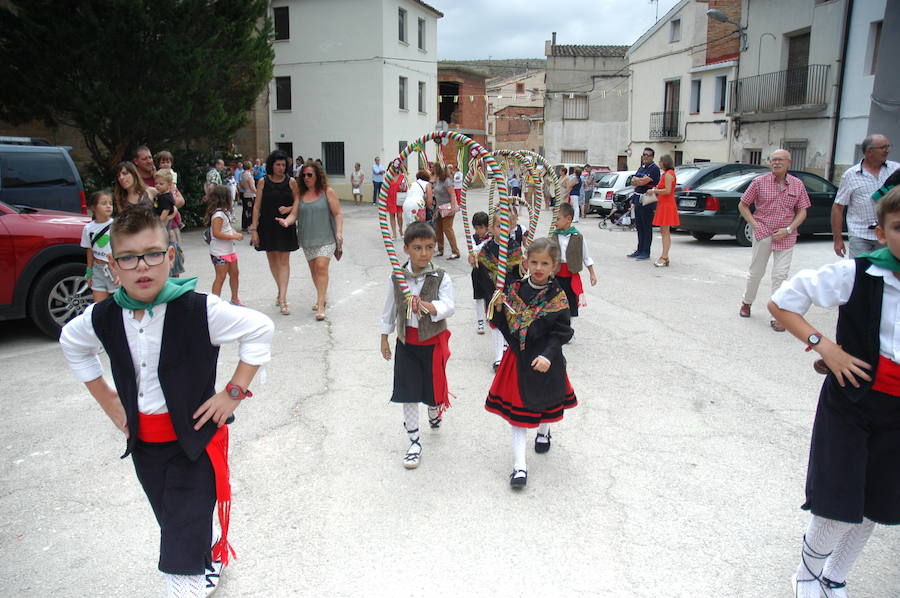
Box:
[728,64,830,114]
[649,111,681,139]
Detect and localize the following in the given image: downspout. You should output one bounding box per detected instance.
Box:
[827,0,853,182]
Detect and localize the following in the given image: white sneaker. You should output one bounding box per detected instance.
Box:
[205,560,223,596]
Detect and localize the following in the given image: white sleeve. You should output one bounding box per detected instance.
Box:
[770,259,856,315]
[834,170,853,206]
[380,276,397,335]
[59,303,104,383]
[582,236,594,267]
[430,273,455,322]
[206,294,274,366]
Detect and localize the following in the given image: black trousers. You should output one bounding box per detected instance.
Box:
[132,441,216,575]
[633,196,656,256]
[241,196,254,231]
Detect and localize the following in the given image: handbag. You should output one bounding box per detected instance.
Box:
[640,193,658,206]
[329,210,343,261]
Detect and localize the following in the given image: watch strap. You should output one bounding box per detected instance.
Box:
[226,382,252,400]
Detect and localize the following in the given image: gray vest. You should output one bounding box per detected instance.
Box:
[393,269,447,343]
[552,233,583,273]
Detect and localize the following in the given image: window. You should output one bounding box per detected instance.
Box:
[743,149,762,165]
[714,75,727,112]
[418,81,426,113]
[516,82,525,94]
[488,122,493,135]
[276,142,293,158]
[783,140,807,169]
[690,80,701,113]
[561,150,587,163]
[321,142,345,176]
[669,18,681,43]
[417,18,426,50]
[399,76,407,110]
[867,21,882,75]
[1,152,75,188]
[398,8,407,43]
[563,95,588,120]
[273,6,289,40]
[673,151,683,166]
[275,76,291,110]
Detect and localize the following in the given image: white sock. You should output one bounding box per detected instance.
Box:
[492,328,505,362]
[403,403,419,441]
[795,516,853,598]
[511,426,527,472]
[536,422,550,442]
[822,518,875,586]
[165,574,205,598]
[475,299,485,323]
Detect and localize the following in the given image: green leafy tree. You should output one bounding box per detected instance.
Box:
[0,0,273,175]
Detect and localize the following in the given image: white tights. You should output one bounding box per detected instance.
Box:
[511,423,551,471]
[403,403,419,441]
[492,328,506,363]
[795,515,876,597]
[475,299,486,324]
[165,574,205,598]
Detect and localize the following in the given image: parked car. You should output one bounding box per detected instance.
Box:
[676,170,840,246]
[0,200,92,337]
[0,143,87,214]
[588,171,633,214]
[610,162,768,214]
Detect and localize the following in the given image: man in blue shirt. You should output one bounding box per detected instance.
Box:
[627,147,662,259]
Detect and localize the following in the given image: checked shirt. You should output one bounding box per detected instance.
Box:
[740,172,811,251]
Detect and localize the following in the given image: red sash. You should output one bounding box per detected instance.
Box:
[872,355,900,397]
[405,326,452,414]
[556,263,584,296]
[138,413,236,565]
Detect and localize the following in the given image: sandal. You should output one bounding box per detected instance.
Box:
[280,303,291,316]
[427,406,441,429]
[403,434,422,469]
[315,311,326,321]
[447,253,460,260]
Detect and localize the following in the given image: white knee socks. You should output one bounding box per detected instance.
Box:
[822,518,875,587]
[536,422,550,444]
[165,574,205,598]
[511,426,527,472]
[475,299,485,324]
[795,516,855,598]
[492,328,506,363]
[403,403,419,441]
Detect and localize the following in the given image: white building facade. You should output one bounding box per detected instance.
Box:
[269,0,442,194]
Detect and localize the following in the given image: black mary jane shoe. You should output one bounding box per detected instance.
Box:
[509,469,527,488]
[534,432,551,454]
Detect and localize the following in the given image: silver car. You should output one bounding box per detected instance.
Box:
[588,171,633,215]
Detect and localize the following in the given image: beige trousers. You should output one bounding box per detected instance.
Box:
[742,235,793,305]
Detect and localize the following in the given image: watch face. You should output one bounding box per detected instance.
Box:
[808,334,821,345]
[228,387,241,398]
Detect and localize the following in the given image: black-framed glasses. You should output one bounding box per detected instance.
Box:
[302,172,315,178]
[113,251,167,270]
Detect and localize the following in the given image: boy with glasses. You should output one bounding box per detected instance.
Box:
[60,206,274,598]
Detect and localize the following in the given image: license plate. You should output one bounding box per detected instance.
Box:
[680,199,697,208]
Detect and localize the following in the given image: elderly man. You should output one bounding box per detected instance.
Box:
[627,147,661,259]
[738,149,810,331]
[132,146,157,188]
[832,134,899,258]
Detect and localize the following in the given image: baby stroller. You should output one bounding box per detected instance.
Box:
[599,192,634,230]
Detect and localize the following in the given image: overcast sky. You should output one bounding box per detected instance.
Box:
[436,0,683,60]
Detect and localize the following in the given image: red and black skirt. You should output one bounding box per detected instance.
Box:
[484,350,577,427]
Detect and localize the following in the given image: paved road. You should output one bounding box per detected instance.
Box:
[1,190,897,597]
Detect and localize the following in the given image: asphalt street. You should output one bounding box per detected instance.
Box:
[1,189,897,597]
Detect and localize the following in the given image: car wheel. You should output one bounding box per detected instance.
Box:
[690,231,715,241]
[28,262,91,338]
[736,219,753,247]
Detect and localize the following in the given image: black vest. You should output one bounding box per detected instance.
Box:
[91,292,220,460]
[832,258,884,402]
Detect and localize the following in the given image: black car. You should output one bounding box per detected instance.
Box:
[677,170,839,246]
[0,143,87,214]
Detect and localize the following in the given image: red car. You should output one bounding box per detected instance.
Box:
[0,200,92,337]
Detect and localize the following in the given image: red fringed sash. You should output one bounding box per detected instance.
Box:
[872,355,900,397]
[557,263,583,296]
[138,413,235,565]
[405,326,452,414]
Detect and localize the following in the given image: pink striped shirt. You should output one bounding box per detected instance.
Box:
[739,172,811,250]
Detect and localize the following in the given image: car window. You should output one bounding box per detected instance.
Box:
[674,166,701,186]
[695,171,761,192]
[594,173,619,188]
[791,171,836,193]
[1,152,76,188]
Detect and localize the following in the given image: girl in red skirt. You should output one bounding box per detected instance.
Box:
[385,158,406,239]
[484,238,576,488]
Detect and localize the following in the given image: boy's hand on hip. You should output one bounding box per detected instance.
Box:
[193,391,240,430]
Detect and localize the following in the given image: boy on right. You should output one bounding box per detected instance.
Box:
[768,186,900,598]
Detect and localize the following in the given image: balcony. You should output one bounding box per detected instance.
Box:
[728,64,830,116]
[649,111,681,139]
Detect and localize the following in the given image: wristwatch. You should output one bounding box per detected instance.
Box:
[805,332,822,352]
[225,383,253,400]
[786,225,793,234]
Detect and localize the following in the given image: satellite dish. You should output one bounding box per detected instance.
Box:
[435,121,449,132]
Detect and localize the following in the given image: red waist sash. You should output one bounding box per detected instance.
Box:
[556,263,584,296]
[138,412,236,565]
[405,326,452,414]
[872,355,900,396]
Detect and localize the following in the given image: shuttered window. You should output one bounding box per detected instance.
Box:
[322,142,345,176]
[563,95,588,120]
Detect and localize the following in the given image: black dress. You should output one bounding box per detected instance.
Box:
[255,177,299,252]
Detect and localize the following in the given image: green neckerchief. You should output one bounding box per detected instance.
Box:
[861,247,900,273]
[872,184,894,202]
[554,226,580,236]
[113,277,197,316]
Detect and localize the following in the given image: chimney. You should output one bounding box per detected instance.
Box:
[552,31,557,46]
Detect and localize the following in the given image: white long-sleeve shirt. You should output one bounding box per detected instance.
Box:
[771,259,900,361]
[556,233,594,268]
[60,295,274,414]
[379,264,455,335]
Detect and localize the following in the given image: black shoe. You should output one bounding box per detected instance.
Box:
[493,360,501,372]
[534,432,551,453]
[509,469,527,488]
[627,251,640,258]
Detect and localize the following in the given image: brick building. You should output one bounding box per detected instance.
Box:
[494,106,543,153]
[437,65,488,149]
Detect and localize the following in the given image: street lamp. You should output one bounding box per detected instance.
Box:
[706,9,748,51]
